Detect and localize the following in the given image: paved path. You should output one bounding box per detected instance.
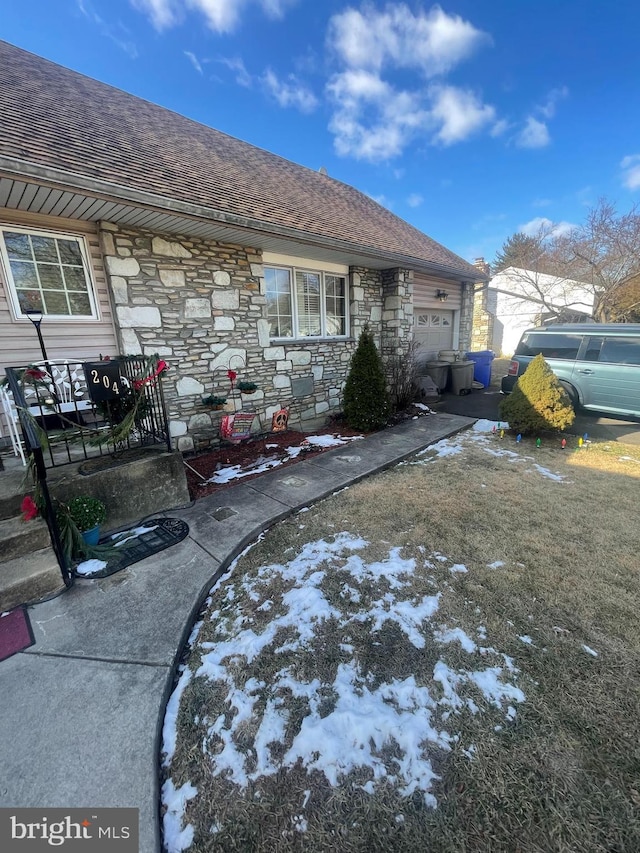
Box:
[0,413,474,853]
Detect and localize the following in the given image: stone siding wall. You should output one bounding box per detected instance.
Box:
[99,223,401,451]
[380,268,413,361]
[458,282,474,354]
[470,285,496,351]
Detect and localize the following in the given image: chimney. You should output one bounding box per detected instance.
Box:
[473,257,491,276]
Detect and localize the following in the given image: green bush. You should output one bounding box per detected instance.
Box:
[343,326,390,431]
[499,353,575,434]
[65,495,107,532]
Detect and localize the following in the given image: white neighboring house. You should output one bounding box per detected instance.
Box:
[473,264,595,356]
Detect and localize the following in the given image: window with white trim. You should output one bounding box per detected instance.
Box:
[265,265,347,339]
[0,227,98,319]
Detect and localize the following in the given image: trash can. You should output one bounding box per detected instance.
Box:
[465,350,495,388]
[424,360,450,392]
[438,349,458,363]
[449,360,474,395]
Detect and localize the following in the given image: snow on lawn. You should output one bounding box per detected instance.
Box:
[162,533,527,843]
[206,434,363,483]
[410,420,568,483]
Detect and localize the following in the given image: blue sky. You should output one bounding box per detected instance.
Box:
[2,1,640,264]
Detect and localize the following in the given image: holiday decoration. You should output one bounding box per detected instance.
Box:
[561,438,567,449]
[499,429,505,439]
[578,436,583,447]
[516,433,522,443]
[536,437,541,447]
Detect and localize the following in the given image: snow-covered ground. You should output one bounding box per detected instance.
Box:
[159,420,586,851]
[207,433,363,484]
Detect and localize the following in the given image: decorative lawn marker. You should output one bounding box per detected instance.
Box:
[578,436,583,447]
[536,437,541,448]
[499,429,505,439]
[492,425,496,434]
[561,438,567,449]
[583,432,589,442]
[516,433,522,443]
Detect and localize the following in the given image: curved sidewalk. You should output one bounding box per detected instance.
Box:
[0,413,474,853]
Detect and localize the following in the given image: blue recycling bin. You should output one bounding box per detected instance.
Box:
[465,350,495,388]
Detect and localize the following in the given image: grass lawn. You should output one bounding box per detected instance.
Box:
[161,422,640,853]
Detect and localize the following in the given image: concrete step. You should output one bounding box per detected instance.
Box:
[0,466,28,521]
[0,516,51,563]
[0,548,66,612]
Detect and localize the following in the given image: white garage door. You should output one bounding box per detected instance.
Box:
[414,310,454,359]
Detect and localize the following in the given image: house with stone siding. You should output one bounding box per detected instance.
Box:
[0,40,486,453]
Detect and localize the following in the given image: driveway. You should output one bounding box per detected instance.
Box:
[434,366,640,447]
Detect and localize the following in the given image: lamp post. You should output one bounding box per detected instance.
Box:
[24,309,49,364]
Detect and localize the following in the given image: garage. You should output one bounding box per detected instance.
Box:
[414,309,454,357]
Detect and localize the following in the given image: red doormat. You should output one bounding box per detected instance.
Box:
[0,607,35,662]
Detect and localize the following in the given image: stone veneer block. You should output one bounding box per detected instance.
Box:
[189,413,212,429]
[257,319,271,348]
[211,289,239,310]
[214,316,235,331]
[291,376,314,397]
[315,401,330,414]
[213,270,231,287]
[276,360,293,372]
[159,269,186,288]
[312,365,324,380]
[351,286,364,301]
[370,306,382,322]
[176,377,205,396]
[289,350,311,366]
[385,295,402,310]
[110,276,128,304]
[169,421,187,437]
[152,237,192,258]
[144,346,172,356]
[119,328,140,355]
[209,347,246,371]
[250,263,263,278]
[117,306,162,328]
[264,347,285,361]
[273,374,291,390]
[106,256,140,277]
[184,299,212,319]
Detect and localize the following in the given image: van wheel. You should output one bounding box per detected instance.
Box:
[560,381,579,408]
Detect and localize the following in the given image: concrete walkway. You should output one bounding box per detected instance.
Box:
[0,414,474,853]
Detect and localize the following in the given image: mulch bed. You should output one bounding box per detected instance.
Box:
[183,407,436,501]
[183,428,361,500]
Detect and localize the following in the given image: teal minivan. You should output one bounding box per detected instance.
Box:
[501,324,640,418]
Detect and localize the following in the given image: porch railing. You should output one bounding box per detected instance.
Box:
[4,356,171,468]
[4,369,72,585]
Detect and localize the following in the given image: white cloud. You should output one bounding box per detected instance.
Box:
[429,85,495,145]
[327,70,429,160]
[131,0,177,30]
[490,118,510,137]
[184,50,203,74]
[537,85,568,119]
[262,69,318,113]
[407,193,423,208]
[325,6,494,161]
[621,154,640,190]
[516,116,550,149]
[367,193,394,209]
[328,4,489,76]
[132,0,297,33]
[519,217,576,238]
[79,0,138,57]
[219,56,252,87]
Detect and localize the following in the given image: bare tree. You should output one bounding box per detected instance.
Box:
[492,201,640,323]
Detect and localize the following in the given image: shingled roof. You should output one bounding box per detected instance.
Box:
[0,40,482,279]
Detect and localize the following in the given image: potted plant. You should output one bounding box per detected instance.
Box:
[237,380,259,394]
[201,394,227,410]
[66,496,107,545]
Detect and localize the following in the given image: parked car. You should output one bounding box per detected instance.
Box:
[501,324,640,418]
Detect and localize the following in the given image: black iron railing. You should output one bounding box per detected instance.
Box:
[5,369,72,585]
[5,356,171,468]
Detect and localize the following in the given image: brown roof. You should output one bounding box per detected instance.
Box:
[0,40,481,279]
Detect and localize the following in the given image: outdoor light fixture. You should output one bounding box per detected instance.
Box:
[436,289,449,302]
[25,308,50,364]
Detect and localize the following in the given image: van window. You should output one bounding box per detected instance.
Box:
[515,332,582,360]
[598,337,640,365]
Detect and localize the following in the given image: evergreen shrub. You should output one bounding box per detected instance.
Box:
[499,353,575,434]
[343,326,390,431]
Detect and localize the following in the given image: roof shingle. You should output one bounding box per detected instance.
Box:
[0,40,480,278]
